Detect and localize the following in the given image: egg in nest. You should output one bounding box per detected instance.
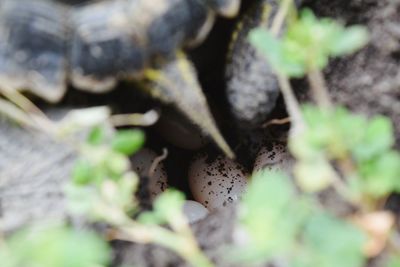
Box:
[188,154,248,211]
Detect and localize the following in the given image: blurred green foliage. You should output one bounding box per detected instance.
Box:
[0,225,110,267]
[250,8,369,76]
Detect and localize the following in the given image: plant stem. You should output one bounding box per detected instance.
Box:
[262,116,291,128]
[0,86,56,135]
[276,73,306,135]
[110,110,159,127]
[329,164,360,207]
[307,69,333,109]
[0,97,37,128]
[269,0,305,135]
[118,221,214,267]
[148,148,168,177]
[271,0,293,36]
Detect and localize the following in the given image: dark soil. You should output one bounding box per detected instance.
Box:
[0,0,399,266]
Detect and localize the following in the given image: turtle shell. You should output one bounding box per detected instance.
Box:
[0,0,69,101]
[69,0,214,92]
[0,0,217,102]
[0,0,239,158]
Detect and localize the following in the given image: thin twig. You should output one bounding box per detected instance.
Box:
[262,117,291,128]
[110,110,159,127]
[336,155,358,180]
[329,167,358,205]
[114,219,214,267]
[270,0,293,36]
[0,97,37,128]
[148,148,168,178]
[269,0,305,135]
[276,73,306,135]
[0,86,45,117]
[307,68,333,109]
[0,86,56,134]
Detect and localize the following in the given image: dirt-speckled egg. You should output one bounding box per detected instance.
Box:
[130,148,168,200]
[188,154,248,211]
[253,142,293,174]
[182,200,209,223]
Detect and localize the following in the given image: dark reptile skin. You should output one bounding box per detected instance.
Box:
[225,0,280,128]
[0,0,211,101]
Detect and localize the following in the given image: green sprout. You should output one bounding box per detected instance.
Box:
[245,2,399,266]
[232,170,366,267]
[250,6,369,110]
[66,125,214,267]
[248,3,400,204]
[249,8,369,77]
[296,212,366,267]
[0,92,212,267]
[290,105,400,200]
[232,171,308,264]
[0,225,111,267]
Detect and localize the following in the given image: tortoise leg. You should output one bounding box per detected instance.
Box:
[142,52,235,159]
[225,0,280,128]
[0,0,68,102]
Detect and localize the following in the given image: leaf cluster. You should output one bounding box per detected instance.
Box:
[67,127,145,223]
[250,8,369,77]
[0,225,110,267]
[290,105,400,197]
[233,170,366,267]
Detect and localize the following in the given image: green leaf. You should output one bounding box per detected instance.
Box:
[290,105,360,160]
[65,183,101,216]
[153,189,185,221]
[291,104,398,199]
[353,116,394,161]
[137,211,165,225]
[330,26,369,56]
[360,151,400,197]
[0,248,17,267]
[138,189,187,227]
[386,256,400,267]
[289,132,321,159]
[235,171,309,263]
[111,129,145,155]
[87,126,106,145]
[4,225,110,267]
[249,28,305,77]
[249,8,369,77]
[112,173,139,213]
[72,159,94,185]
[301,213,366,267]
[294,159,335,192]
[105,152,130,177]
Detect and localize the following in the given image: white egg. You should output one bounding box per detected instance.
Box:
[253,142,293,174]
[188,154,248,211]
[130,148,168,200]
[182,200,209,223]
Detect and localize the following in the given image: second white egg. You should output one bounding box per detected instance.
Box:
[188,154,249,211]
